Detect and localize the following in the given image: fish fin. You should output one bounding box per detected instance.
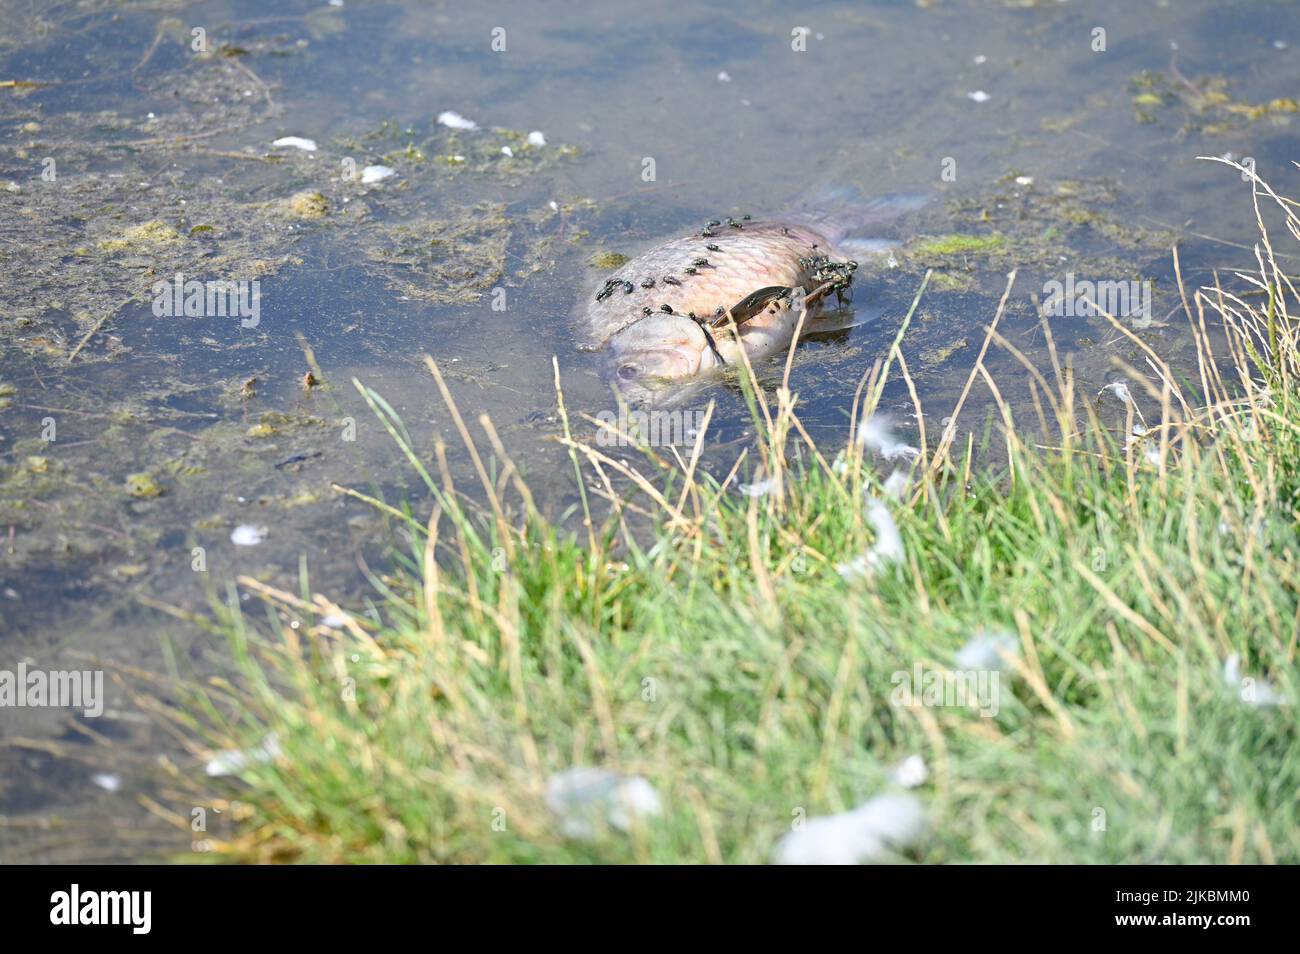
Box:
[712,285,790,328]
[792,187,929,247]
[804,305,881,335]
[836,237,901,259]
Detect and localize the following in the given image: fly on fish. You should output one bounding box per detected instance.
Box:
[579,189,927,403]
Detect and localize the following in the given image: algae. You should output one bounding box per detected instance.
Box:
[1128,69,1299,134]
[919,338,969,367]
[124,472,164,498]
[926,271,979,292]
[908,233,1008,258]
[278,191,330,220]
[365,203,512,305]
[589,251,630,269]
[97,220,183,253]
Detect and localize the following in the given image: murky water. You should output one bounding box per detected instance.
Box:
[1,0,1297,861]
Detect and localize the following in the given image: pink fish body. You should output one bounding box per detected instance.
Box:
[580,192,925,400]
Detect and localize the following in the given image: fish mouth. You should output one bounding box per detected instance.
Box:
[609,345,705,382]
[602,316,722,397]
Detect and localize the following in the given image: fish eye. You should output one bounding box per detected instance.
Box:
[618,363,640,381]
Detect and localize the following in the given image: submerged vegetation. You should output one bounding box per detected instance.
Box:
[907,232,1007,257]
[1129,66,1300,133]
[0,15,586,709]
[173,166,1300,864]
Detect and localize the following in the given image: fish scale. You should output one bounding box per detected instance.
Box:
[583,220,837,344]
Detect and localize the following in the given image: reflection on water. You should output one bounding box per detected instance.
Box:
[1,0,1297,860]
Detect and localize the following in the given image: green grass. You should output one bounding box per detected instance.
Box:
[179,165,1300,864]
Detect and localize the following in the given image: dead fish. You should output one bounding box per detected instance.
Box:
[579,189,926,402]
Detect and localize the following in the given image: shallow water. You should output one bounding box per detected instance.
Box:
[1,0,1297,861]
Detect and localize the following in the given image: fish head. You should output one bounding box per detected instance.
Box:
[602,314,722,401]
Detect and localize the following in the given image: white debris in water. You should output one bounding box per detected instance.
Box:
[838,498,904,578]
[717,71,732,82]
[437,110,478,130]
[205,733,282,777]
[1015,175,1034,186]
[548,200,560,212]
[858,415,919,461]
[1274,40,1288,50]
[230,524,267,546]
[1223,654,1285,708]
[92,773,121,792]
[739,476,778,497]
[319,613,348,629]
[447,155,466,163]
[272,136,317,152]
[500,145,514,157]
[360,164,395,184]
[967,90,991,103]
[774,793,924,865]
[956,631,1018,672]
[526,130,546,146]
[890,755,928,789]
[545,767,662,839]
[329,0,344,6]
[973,54,987,64]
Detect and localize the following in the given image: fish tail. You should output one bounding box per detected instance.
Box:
[792,185,929,247]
